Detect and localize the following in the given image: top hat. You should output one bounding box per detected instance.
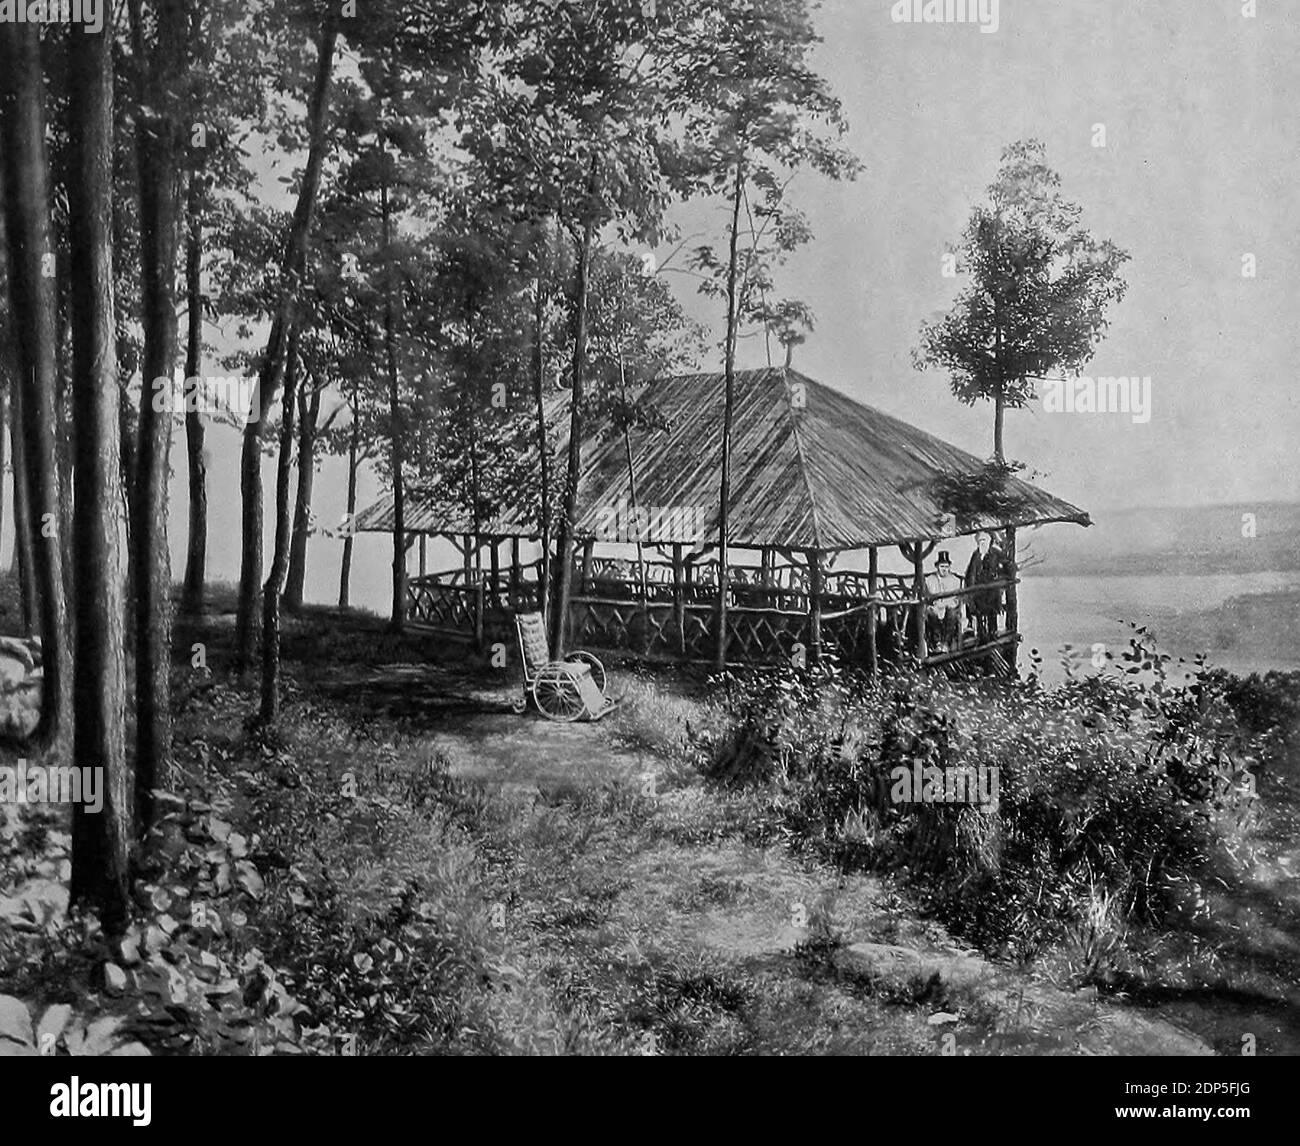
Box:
[936,551,952,567]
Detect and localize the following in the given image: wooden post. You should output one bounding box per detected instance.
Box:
[580,538,594,594]
[462,533,472,584]
[673,542,686,656]
[419,534,427,579]
[910,542,928,663]
[807,549,823,665]
[1004,525,1019,674]
[867,545,879,681]
[490,535,501,610]
[760,547,773,587]
[510,536,521,608]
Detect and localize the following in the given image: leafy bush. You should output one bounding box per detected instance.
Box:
[697,631,1269,966]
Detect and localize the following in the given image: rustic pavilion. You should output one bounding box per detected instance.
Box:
[353,367,1090,676]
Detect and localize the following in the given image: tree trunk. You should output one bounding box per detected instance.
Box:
[532,256,551,626]
[236,15,338,666]
[549,217,594,658]
[67,18,131,932]
[260,326,300,726]
[130,0,187,832]
[283,382,320,611]
[994,387,1005,463]
[338,389,358,609]
[715,158,745,670]
[9,383,37,630]
[993,319,1005,463]
[0,386,6,568]
[0,19,71,752]
[380,154,406,633]
[181,169,208,614]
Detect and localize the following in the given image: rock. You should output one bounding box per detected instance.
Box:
[0,995,34,1049]
[103,962,129,995]
[0,636,37,674]
[0,681,40,739]
[66,1015,130,1056]
[0,651,28,689]
[927,1011,960,1025]
[36,1004,73,1048]
[835,942,990,993]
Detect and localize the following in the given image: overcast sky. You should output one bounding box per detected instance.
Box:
[698,0,1298,513]
[137,0,1296,610]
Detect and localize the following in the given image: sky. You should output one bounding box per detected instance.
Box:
[77,0,1297,614]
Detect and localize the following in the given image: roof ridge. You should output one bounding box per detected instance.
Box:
[778,367,826,550]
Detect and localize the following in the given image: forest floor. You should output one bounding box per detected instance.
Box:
[3,590,1298,1055]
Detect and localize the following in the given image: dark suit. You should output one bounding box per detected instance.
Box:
[965,547,1008,641]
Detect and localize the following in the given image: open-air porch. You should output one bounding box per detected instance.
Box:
[354,368,1090,677]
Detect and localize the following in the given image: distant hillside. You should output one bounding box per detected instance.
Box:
[1020,502,1300,578]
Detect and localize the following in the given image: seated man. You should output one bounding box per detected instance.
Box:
[924,551,963,653]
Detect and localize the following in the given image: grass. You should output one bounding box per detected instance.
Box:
[3,583,1298,1055]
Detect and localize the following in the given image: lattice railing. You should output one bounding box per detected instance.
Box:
[725,608,809,663]
[407,581,474,629]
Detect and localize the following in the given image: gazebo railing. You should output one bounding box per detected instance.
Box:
[403,563,1020,674]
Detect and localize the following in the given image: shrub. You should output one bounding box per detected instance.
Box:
[698,631,1263,962]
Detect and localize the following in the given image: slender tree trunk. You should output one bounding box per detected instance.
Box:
[550,217,594,658]
[236,16,338,665]
[618,357,649,648]
[0,386,7,568]
[54,280,74,593]
[993,319,1005,463]
[260,327,300,725]
[67,18,131,932]
[117,372,138,512]
[715,158,745,670]
[380,157,406,632]
[181,170,208,614]
[284,382,320,611]
[532,259,552,625]
[994,388,1005,463]
[338,388,359,609]
[9,383,37,630]
[0,19,71,752]
[130,0,187,831]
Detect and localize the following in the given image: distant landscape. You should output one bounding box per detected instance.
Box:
[1019,501,1300,678]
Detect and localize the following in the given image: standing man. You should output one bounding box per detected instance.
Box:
[924,551,963,653]
[965,530,1007,644]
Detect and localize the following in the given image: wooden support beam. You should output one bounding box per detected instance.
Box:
[1003,526,1019,675]
[910,542,928,662]
[867,546,879,681]
[510,536,521,607]
[419,534,427,579]
[673,542,686,656]
[807,549,823,664]
[490,535,501,608]
[580,539,594,594]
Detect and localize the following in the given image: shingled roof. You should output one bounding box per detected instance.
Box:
[353,367,1090,551]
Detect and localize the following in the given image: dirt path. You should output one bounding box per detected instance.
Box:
[313,658,1217,1056]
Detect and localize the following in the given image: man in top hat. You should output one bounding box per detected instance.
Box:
[924,550,964,653]
[965,530,1009,643]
